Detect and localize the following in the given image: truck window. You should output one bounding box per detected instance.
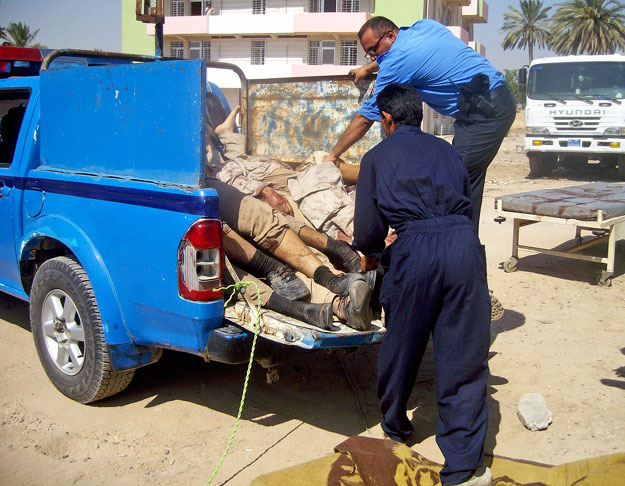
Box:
[0,91,30,166]
[529,62,625,100]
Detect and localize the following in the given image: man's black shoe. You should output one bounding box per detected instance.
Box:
[335,276,372,331]
[267,266,310,301]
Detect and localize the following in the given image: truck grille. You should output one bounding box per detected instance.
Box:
[553,116,600,133]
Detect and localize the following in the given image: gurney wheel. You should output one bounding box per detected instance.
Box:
[503,257,518,273]
[596,273,613,288]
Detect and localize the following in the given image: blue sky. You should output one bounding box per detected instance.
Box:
[0,0,559,71]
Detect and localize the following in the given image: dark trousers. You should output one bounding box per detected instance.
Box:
[377,215,491,486]
[453,84,517,232]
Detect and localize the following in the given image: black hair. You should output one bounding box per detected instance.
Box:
[358,16,399,40]
[376,83,423,127]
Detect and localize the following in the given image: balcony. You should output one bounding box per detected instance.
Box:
[293,12,371,35]
[147,12,371,38]
[462,0,488,24]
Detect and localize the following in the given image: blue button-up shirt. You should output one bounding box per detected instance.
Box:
[359,19,505,121]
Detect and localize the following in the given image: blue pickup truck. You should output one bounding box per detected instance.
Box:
[0,47,384,404]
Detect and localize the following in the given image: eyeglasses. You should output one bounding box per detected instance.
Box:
[364,31,388,60]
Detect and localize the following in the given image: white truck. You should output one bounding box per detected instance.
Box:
[518,54,625,178]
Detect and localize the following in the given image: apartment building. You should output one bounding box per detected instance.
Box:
[121,0,489,133]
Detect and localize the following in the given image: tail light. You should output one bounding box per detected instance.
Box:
[178,219,224,301]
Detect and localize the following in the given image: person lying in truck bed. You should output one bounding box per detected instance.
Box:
[205,95,355,241]
[223,227,373,331]
[203,175,374,331]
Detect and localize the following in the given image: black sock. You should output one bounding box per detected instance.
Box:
[248,249,283,278]
[313,266,349,296]
[324,238,361,273]
[324,237,344,255]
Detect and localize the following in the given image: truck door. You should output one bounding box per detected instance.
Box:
[0,86,33,295]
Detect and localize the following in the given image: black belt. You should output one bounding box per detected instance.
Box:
[488,83,510,101]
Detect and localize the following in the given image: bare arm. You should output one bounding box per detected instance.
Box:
[325,113,374,165]
[348,61,379,84]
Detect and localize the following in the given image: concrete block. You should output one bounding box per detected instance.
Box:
[517,393,552,431]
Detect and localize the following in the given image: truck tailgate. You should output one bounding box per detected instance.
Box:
[225,301,385,350]
[248,75,382,165]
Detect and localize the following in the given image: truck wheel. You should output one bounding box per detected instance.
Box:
[528,153,556,177]
[30,256,134,403]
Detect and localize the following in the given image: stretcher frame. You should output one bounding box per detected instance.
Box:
[495,199,625,287]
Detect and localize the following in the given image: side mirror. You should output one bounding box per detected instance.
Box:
[517,67,527,96]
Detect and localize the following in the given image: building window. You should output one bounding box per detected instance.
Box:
[309,0,337,13]
[445,7,453,26]
[190,0,212,16]
[341,0,359,12]
[190,41,211,60]
[253,0,266,14]
[170,0,184,16]
[309,40,335,65]
[340,40,357,65]
[251,41,265,65]
[170,41,184,59]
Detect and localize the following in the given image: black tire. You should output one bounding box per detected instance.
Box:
[30,256,134,403]
[528,153,556,177]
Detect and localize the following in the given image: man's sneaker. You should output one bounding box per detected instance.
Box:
[452,466,492,486]
[267,266,310,301]
[490,291,504,321]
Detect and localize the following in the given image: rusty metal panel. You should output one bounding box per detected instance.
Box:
[248,75,384,164]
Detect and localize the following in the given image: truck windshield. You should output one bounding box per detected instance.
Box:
[528,61,625,101]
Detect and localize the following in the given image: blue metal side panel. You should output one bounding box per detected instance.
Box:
[39,59,206,185]
[21,169,223,355]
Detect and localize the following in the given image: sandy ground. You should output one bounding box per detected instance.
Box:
[1,127,624,486]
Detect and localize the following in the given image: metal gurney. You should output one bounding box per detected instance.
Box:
[494,182,625,287]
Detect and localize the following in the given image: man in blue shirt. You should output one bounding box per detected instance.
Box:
[326,16,516,232]
[353,83,492,486]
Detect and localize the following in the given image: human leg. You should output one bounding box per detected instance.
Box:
[432,226,491,485]
[377,231,441,441]
[452,89,516,232]
[223,226,310,301]
[205,178,371,326]
[296,225,361,273]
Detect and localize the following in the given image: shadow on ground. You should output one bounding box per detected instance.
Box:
[499,239,624,285]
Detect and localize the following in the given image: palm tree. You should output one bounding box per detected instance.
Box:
[3,21,46,48]
[551,0,625,55]
[500,0,553,64]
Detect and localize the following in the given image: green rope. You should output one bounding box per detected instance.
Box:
[206,281,262,486]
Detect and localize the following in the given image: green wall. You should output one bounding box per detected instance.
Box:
[121,0,154,55]
[374,0,425,27]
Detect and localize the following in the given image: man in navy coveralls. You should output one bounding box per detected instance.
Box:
[353,83,492,486]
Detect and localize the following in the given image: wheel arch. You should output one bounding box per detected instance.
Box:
[19,215,132,346]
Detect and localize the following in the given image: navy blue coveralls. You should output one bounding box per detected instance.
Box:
[353,125,491,486]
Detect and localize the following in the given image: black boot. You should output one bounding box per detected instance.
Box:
[325,238,361,273]
[266,293,333,330]
[313,266,350,296]
[334,277,372,331]
[248,250,310,301]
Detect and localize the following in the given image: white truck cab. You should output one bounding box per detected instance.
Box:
[519,54,625,178]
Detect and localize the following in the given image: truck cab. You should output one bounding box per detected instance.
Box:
[519,55,625,178]
[0,47,384,404]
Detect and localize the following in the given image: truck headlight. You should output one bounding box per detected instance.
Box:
[526,127,550,135]
[603,127,625,136]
